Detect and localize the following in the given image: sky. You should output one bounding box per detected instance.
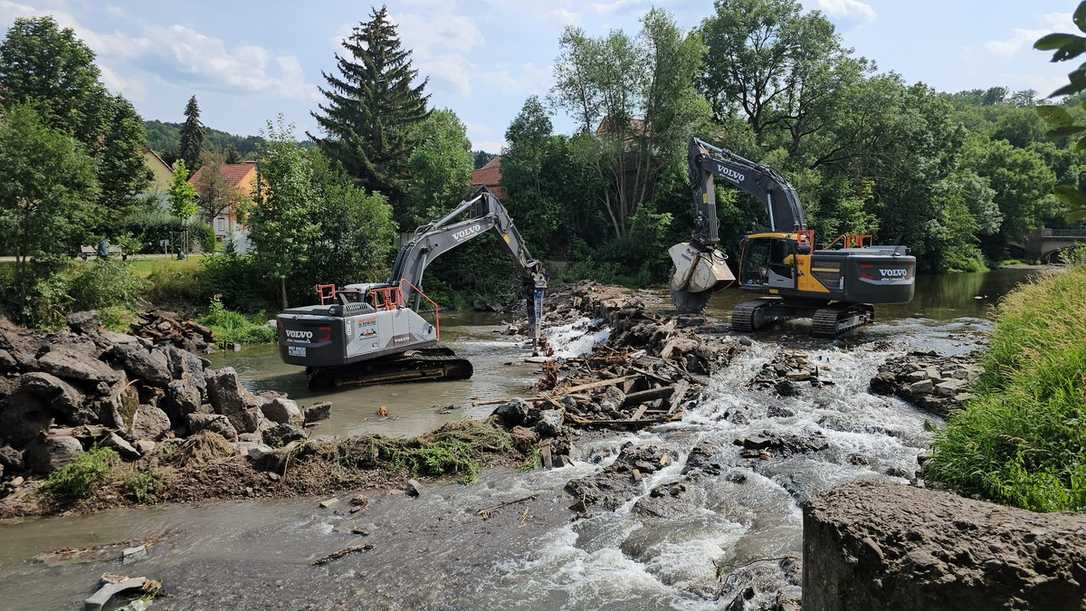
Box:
[0,0,1078,153]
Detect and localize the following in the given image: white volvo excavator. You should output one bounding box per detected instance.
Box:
[276,187,547,388]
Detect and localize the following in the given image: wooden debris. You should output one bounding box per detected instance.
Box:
[477,494,538,519]
[311,543,374,566]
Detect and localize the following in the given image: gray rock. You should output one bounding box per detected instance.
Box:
[260,397,304,426]
[130,405,171,440]
[535,409,564,437]
[263,422,307,448]
[303,401,332,425]
[102,373,138,430]
[101,432,141,460]
[234,441,262,456]
[121,544,148,564]
[0,390,53,446]
[37,345,122,384]
[185,413,239,442]
[238,432,263,444]
[24,435,84,475]
[406,479,423,497]
[84,576,151,611]
[923,366,943,382]
[206,367,264,433]
[163,345,207,393]
[162,377,202,423]
[935,378,967,397]
[907,379,934,394]
[16,371,84,416]
[492,398,533,426]
[108,343,172,388]
[66,310,101,334]
[904,369,927,382]
[134,439,156,457]
[0,445,24,472]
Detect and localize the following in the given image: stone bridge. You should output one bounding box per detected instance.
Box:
[1010,227,1086,262]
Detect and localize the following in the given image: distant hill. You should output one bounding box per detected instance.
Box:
[144,120,267,162]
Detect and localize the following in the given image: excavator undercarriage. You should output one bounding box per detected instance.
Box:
[730,298,875,337]
[305,347,473,389]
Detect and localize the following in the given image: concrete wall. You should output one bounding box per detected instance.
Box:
[803,481,1086,611]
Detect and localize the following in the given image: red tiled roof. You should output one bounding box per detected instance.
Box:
[188,161,258,190]
[470,157,506,200]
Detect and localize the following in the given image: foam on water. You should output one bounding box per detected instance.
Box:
[547,317,611,359]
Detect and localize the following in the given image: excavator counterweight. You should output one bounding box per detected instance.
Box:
[276,187,546,389]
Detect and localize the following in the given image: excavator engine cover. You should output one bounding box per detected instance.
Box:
[669,242,735,293]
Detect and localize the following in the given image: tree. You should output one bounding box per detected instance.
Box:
[179,96,205,171]
[552,9,708,239]
[250,118,320,308]
[402,109,473,225]
[503,97,562,250]
[0,105,97,293]
[168,160,198,219]
[310,6,430,226]
[0,16,150,234]
[194,151,248,224]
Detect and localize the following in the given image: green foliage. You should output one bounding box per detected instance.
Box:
[310,6,430,223]
[403,109,473,225]
[179,96,205,171]
[168,159,198,219]
[198,296,275,345]
[98,305,137,332]
[43,447,118,501]
[1060,243,1086,265]
[144,119,265,164]
[124,470,161,504]
[925,267,1086,511]
[67,259,149,310]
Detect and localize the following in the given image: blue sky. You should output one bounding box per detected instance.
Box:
[0,0,1077,152]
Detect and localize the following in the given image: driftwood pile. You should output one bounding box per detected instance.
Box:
[129,310,213,354]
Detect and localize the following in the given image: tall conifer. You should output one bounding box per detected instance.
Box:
[179,95,204,173]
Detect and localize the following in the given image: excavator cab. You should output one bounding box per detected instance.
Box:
[739,234,797,290]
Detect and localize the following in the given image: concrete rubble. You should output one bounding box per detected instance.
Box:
[869,351,983,417]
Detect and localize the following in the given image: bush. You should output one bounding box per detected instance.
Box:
[124,470,161,503]
[67,259,149,310]
[42,447,119,500]
[198,296,276,345]
[98,305,137,332]
[146,262,204,305]
[925,266,1086,511]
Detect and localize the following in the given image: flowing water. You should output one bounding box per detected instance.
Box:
[0,269,1041,609]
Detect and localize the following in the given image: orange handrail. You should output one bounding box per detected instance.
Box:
[368,286,404,311]
[315,284,337,305]
[400,279,441,340]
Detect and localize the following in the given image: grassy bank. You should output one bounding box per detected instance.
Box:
[925,266,1086,512]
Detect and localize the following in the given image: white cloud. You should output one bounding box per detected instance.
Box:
[985,12,1072,57]
[808,0,876,22]
[0,1,318,102]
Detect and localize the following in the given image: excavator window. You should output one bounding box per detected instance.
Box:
[740,238,771,287]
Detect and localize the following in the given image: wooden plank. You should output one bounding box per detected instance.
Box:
[621,386,675,409]
[556,375,638,395]
[628,366,673,385]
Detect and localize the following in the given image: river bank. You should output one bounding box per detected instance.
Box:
[0,270,1071,608]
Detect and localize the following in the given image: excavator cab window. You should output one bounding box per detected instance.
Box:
[740,238,771,287]
[768,239,795,288]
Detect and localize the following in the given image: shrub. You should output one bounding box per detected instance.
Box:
[925,267,1086,511]
[98,305,137,332]
[198,296,276,345]
[67,259,149,310]
[42,447,119,500]
[124,470,161,503]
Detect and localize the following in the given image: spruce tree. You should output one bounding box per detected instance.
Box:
[309,6,430,225]
[179,95,204,172]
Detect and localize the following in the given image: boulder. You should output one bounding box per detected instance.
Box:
[303,401,333,425]
[24,435,84,475]
[493,398,534,427]
[15,371,85,416]
[162,377,202,424]
[101,432,141,460]
[185,413,238,442]
[262,422,307,448]
[803,481,1086,611]
[101,373,139,431]
[205,367,264,433]
[163,345,207,394]
[66,310,101,334]
[130,405,171,440]
[260,397,304,427]
[37,345,122,384]
[108,343,172,388]
[907,379,934,394]
[535,409,564,437]
[0,390,54,447]
[935,378,967,397]
[0,445,24,472]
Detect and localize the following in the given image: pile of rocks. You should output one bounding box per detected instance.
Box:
[748,351,831,397]
[129,310,214,354]
[0,311,330,492]
[869,351,982,417]
[565,442,677,512]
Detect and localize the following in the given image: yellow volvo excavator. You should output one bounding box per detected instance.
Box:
[669,138,915,336]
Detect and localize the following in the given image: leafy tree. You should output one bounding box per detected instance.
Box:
[194,151,248,225]
[0,16,149,235]
[179,96,205,171]
[552,9,708,239]
[168,160,198,219]
[402,108,473,226]
[250,118,320,308]
[310,6,430,226]
[503,97,563,251]
[0,105,98,305]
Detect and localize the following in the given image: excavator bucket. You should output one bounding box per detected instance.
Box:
[668,242,734,313]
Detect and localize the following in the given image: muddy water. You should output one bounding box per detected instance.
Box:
[0,269,1040,609]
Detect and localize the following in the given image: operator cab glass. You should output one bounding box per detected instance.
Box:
[741,237,795,289]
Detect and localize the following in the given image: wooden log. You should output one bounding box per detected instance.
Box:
[556,374,638,395]
[620,385,675,409]
[666,380,690,416]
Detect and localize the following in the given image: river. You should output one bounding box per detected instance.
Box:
[0,268,1040,609]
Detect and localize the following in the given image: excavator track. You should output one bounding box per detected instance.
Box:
[307,348,473,389]
[811,304,874,337]
[730,298,785,332]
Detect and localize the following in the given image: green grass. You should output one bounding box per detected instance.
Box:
[125,255,203,279]
[42,447,119,501]
[925,266,1086,512]
[198,296,276,345]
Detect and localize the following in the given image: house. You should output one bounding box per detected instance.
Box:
[142,147,174,194]
[188,160,258,241]
[470,157,506,200]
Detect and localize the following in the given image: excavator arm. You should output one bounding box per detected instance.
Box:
[388,187,548,347]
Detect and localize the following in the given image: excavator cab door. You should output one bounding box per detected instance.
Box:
[740,237,795,290]
[767,238,796,289]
